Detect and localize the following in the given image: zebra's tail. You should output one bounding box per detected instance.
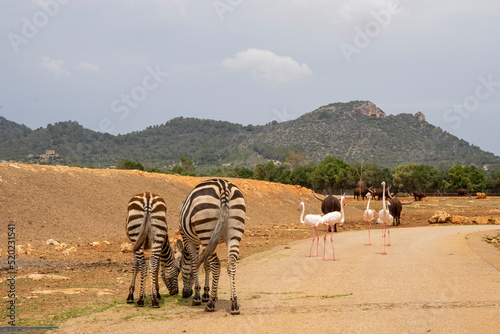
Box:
[132,211,151,253]
[196,198,229,268]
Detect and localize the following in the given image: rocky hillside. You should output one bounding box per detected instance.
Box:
[1,101,499,170]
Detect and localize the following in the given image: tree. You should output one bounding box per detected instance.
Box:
[488,169,500,191]
[447,164,487,191]
[116,159,144,171]
[311,156,350,190]
[180,156,195,172]
[253,163,266,180]
[393,163,418,192]
[284,151,309,170]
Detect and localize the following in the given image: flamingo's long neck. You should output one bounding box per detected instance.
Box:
[366,196,371,211]
[340,196,345,223]
[299,202,305,224]
[382,183,387,211]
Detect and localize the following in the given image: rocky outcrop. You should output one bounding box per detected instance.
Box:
[415,112,426,122]
[353,101,386,118]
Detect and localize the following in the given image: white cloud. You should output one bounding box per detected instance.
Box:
[222,49,312,84]
[76,62,100,73]
[39,56,70,79]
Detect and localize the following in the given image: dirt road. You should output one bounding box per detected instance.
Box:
[54,225,500,334]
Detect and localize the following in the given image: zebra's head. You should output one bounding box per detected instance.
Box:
[158,242,180,296]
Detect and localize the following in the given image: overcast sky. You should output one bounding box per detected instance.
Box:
[1,0,499,157]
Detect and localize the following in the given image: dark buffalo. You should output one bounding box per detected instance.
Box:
[371,185,392,200]
[412,190,426,201]
[388,197,415,226]
[313,191,341,232]
[457,189,468,197]
[353,187,372,201]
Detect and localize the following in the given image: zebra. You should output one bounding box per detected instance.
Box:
[125,192,179,307]
[179,178,246,315]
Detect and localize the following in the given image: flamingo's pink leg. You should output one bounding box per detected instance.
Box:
[323,229,329,261]
[314,227,319,257]
[308,231,315,257]
[330,232,336,261]
[367,222,372,246]
[386,226,391,246]
[382,223,388,255]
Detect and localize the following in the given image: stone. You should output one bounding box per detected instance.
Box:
[120,242,133,253]
[428,211,451,224]
[449,215,473,225]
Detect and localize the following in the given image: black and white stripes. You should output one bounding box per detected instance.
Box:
[178,178,246,314]
[125,192,178,307]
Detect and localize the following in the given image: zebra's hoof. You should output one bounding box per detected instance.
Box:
[205,300,215,312]
[151,298,160,308]
[192,298,202,306]
[231,300,240,315]
[202,294,210,302]
[137,298,144,307]
[126,297,134,304]
[182,289,192,298]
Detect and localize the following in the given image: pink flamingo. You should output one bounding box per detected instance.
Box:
[320,195,345,261]
[298,202,323,257]
[363,193,374,246]
[377,182,393,255]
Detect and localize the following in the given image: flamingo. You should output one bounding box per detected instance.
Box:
[320,195,345,261]
[363,193,374,246]
[377,182,393,255]
[298,202,323,257]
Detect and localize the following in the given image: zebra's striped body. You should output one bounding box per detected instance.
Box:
[125,192,178,307]
[179,179,246,314]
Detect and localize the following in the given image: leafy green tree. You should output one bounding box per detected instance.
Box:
[253,163,266,180]
[116,159,144,170]
[180,156,195,172]
[393,163,419,192]
[488,169,500,191]
[290,164,315,187]
[311,156,350,189]
[284,151,309,170]
[447,164,487,191]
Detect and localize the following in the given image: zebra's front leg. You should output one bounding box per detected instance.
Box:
[127,254,140,303]
[227,253,240,315]
[205,254,220,312]
[202,260,211,302]
[149,255,160,308]
[137,252,147,307]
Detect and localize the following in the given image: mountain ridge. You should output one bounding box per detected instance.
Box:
[0,101,498,170]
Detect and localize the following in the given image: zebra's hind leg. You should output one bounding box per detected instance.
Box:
[127,254,140,303]
[205,253,220,312]
[227,253,240,315]
[137,252,147,307]
[202,260,211,302]
[149,255,160,308]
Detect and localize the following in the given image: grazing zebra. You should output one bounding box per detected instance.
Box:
[125,192,179,307]
[179,179,246,315]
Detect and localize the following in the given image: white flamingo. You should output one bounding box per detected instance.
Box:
[298,202,323,257]
[320,195,345,261]
[377,181,393,255]
[363,193,374,246]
